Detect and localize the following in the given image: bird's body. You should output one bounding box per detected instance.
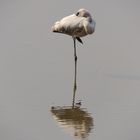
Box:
[52,9,95,42]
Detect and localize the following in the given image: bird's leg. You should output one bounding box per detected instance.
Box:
[72,37,77,108]
[74,38,77,62]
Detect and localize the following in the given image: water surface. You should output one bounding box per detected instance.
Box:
[0,1,140,140]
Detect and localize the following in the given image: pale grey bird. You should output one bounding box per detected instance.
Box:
[52,9,95,99]
[52,8,96,45]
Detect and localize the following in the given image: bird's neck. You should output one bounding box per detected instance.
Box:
[88,17,93,23]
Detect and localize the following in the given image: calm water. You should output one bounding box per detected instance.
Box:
[0,1,140,140]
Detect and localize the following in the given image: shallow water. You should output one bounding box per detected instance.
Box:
[0,1,140,140]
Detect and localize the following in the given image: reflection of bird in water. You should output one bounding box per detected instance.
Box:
[52,9,96,105]
[50,106,94,139]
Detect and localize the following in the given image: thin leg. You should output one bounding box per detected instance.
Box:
[72,37,77,108]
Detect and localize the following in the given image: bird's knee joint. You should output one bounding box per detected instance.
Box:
[75,56,77,61]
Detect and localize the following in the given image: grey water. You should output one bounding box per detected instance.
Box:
[0,1,140,140]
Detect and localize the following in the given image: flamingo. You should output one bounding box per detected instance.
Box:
[52,8,95,52]
[52,9,95,105]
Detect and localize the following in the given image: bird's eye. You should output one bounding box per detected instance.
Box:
[76,12,79,16]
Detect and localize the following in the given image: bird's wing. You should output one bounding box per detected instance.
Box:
[52,14,87,37]
[52,14,76,33]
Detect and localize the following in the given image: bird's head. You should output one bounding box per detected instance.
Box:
[76,9,92,18]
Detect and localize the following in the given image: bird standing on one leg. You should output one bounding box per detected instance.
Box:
[52,8,96,106]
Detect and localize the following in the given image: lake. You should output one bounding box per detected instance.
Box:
[0,1,140,140]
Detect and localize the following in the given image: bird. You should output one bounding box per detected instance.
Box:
[52,8,95,45]
[52,8,95,60]
[52,9,95,100]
